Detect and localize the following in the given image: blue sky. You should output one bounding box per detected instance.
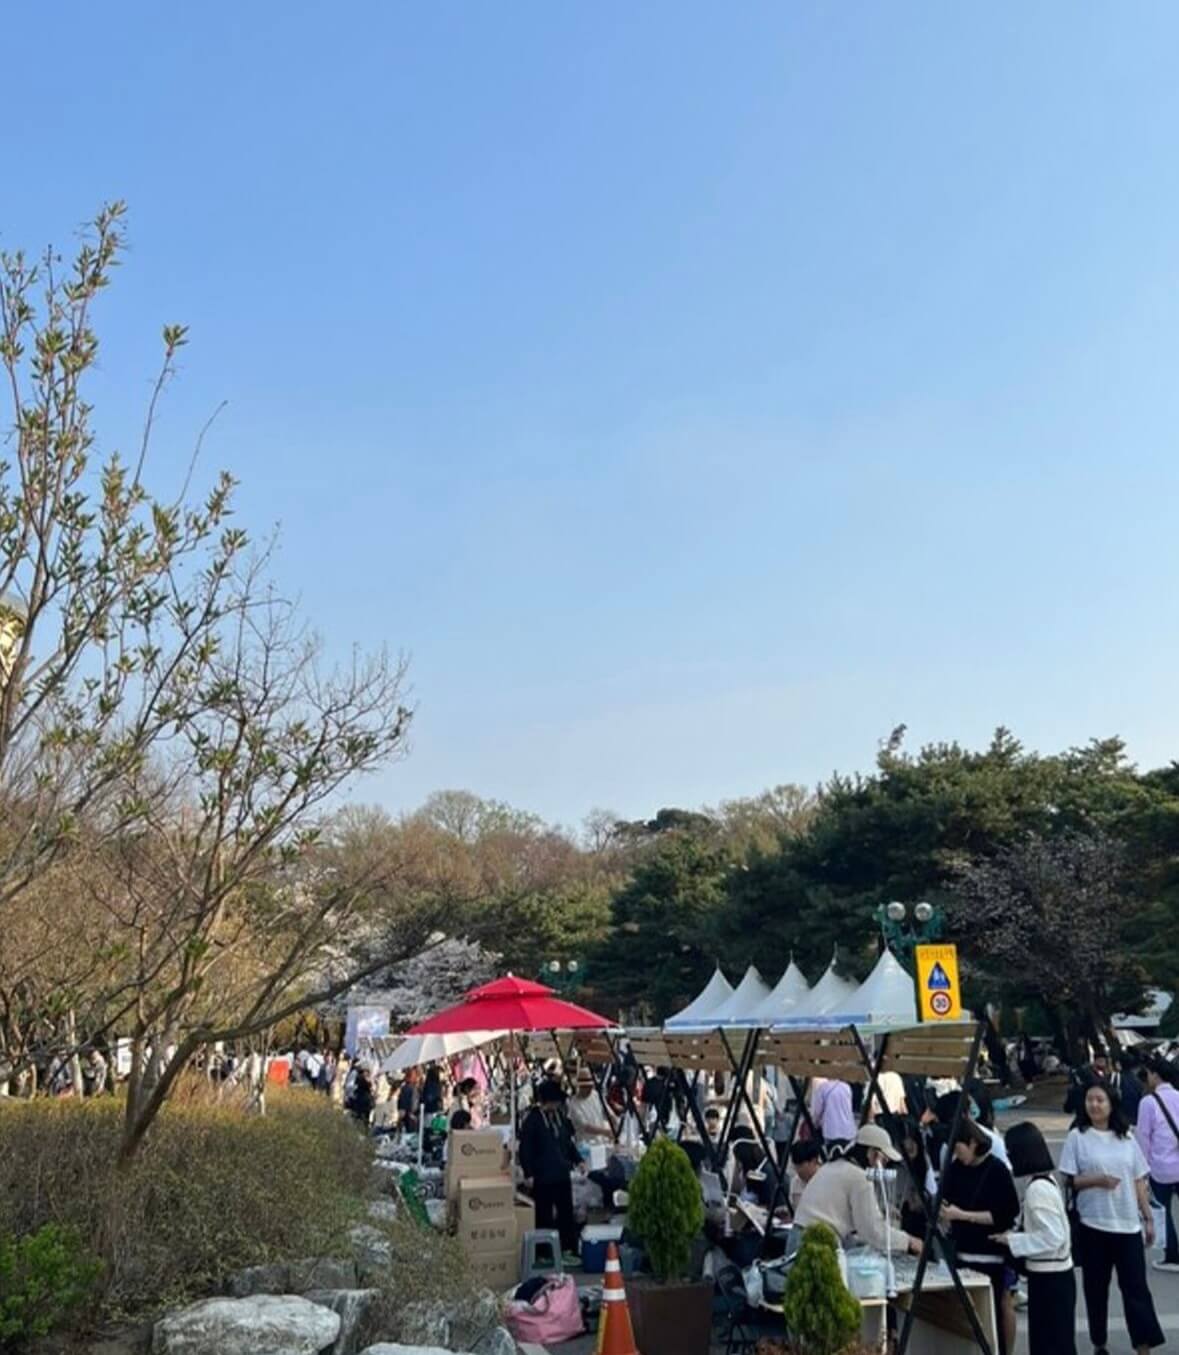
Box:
[5,5,1179,826]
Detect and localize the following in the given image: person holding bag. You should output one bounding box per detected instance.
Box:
[1059,1083,1164,1354]
[1136,1054,1179,1273]
[991,1122,1076,1355]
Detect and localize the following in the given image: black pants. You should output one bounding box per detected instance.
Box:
[1027,1269,1077,1355]
[1078,1223,1165,1349]
[533,1177,578,1254]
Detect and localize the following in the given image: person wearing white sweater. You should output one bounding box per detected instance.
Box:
[792,1124,923,1256]
[990,1121,1075,1355]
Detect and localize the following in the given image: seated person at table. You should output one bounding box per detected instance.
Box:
[788,1139,824,1215]
[792,1125,924,1256]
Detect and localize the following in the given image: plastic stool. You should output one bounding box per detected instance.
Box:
[520,1228,563,1280]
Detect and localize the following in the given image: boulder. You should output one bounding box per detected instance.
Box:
[471,1327,516,1355]
[367,1198,399,1225]
[396,1301,449,1348]
[227,1263,291,1298]
[348,1224,394,1282]
[290,1256,360,1293]
[447,1290,501,1350]
[152,1295,340,1355]
[357,1348,463,1355]
[304,1289,380,1355]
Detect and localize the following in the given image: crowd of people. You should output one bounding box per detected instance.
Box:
[232,1030,1179,1355]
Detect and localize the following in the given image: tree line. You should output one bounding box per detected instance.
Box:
[375,738,1179,1061]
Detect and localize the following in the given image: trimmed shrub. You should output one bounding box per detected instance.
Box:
[782,1223,861,1355]
[0,1223,102,1348]
[626,1136,704,1284]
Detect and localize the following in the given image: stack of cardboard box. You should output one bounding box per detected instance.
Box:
[447,1130,533,1288]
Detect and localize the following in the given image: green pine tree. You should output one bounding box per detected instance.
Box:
[782,1224,861,1355]
[627,1137,705,1283]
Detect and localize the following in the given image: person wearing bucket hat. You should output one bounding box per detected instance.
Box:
[567,1066,615,1144]
[791,1123,923,1257]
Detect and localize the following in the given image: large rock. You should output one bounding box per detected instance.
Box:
[304,1289,380,1355]
[227,1263,291,1298]
[367,1199,399,1225]
[358,1348,464,1355]
[152,1295,340,1355]
[348,1225,393,1282]
[290,1256,360,1293]
[471,1327,516,1355]
[447,1290,501,1350]
[396,1301,449,1348]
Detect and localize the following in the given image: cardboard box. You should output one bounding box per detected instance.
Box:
[446,1130,508,1196]
[514,1203,534,1242]
[457,1213,517,1254]
[466,1245,520,1289]
[455,1176,515,1227]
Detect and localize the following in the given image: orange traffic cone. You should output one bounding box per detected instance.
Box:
[597,1241,640,1355]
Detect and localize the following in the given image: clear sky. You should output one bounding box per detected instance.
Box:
[5,5,1179,827]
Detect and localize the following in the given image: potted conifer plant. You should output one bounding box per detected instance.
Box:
[782,1223,866,1355]
[625,1136,711,1355]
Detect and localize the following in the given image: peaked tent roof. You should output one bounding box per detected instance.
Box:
[774,951,917,1030]
[708,965,772,1026]
[839,950,917,1027]
[776,959,859,1024]
[665,967,734,1029]
[740,958,811,1028]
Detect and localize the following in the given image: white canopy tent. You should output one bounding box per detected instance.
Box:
[775,958,859,1024]
[709,965,772,1027]
[802,950,918,1030]
[741,958,811,1028]
[665,967,734,1029]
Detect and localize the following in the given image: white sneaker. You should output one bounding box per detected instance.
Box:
[1152,1258,1179,1273]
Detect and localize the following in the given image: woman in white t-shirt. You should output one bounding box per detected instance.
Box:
[1059,1084,1164,1355]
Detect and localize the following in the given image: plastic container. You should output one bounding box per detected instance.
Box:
[580,1223,625,1273]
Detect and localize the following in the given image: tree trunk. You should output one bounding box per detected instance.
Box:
[66,1009,84,1099]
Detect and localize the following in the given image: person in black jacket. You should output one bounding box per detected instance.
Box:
[519,1079,583,1259]
[940,1118,1020,1355]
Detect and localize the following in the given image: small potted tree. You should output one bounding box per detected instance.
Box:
[782,1223,865,1355]
[625,1137,710,1355]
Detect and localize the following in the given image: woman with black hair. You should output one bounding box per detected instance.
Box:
[1059,1083,1163,1354]
[939,1118,1020,1355]
[991,1121,1075,1355]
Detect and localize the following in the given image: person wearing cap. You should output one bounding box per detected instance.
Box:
[791,1124,923,1257]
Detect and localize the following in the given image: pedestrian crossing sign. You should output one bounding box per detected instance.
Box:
[915,944,962,1022]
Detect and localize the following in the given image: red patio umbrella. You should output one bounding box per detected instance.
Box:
[407,974,612,1036]
[408,975,613,1178]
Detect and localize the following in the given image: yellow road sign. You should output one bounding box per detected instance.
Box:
[915,943,962,1022]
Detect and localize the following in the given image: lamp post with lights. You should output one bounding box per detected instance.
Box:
[874,899,944,965]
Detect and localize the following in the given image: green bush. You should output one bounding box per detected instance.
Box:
[782,1224,861,1355]
[626,1136,704,1284]
[0,1224,102,1348]
[0,1088,372,1319]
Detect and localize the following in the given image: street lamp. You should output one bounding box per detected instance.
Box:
[543,958,583,995]
[874,900,944,963]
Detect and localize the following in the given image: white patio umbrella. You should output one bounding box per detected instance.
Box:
[380,1029,503,1074]
[380,1030,504,1165]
